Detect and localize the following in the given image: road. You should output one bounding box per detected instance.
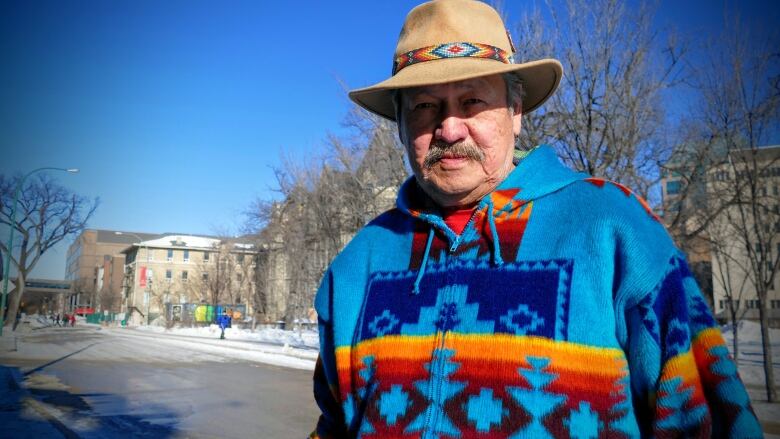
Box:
[1,326,321,438]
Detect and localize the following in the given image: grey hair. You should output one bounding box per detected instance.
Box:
[502,72,525,115]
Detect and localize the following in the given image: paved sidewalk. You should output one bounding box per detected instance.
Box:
[0,338,67,439]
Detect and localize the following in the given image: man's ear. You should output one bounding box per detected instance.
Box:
[512,101,522,137]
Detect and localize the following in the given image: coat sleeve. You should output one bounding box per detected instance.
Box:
[624,254,763,438]
[311,269,347,438]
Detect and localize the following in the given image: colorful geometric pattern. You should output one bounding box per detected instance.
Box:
[647,256,762,438]
[359,259,573,341]
[393,41,512,74]
[335,335,633,437]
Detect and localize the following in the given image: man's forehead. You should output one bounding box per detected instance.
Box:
[403,75,503,98]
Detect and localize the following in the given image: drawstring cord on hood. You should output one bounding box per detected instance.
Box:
[411,200,505,295]
[412,226,435,295]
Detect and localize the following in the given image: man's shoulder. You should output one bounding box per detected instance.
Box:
[331,208,414,264]
[558,177,662,225]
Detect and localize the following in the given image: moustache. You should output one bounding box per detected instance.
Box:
[423,141,485,169]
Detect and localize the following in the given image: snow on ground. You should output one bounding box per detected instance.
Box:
[718,320,780,436]
[3,316,319,371]
[134,323,319,350]
[6,314,780,432]
[721,320,780,387]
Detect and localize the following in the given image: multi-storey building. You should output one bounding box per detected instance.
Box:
[707,145,780,324]
[121,234,258,325]
[66,229,161,313]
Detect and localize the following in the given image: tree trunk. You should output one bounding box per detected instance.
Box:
[730,312,739,362]
[757,303,777,402]
[4,277,25,329]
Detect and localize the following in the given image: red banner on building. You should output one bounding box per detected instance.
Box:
[139,266,147,287]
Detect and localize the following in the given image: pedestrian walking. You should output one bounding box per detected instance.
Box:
[217,311,230,340]
[55,313,61,327]
[69,314,76,327]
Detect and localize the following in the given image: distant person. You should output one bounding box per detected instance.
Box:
[69,313,76,327]
[218,311,230,340]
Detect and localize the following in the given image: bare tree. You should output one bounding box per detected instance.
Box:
[510,0,685,199]
[247,106,407,326]
[0,175,97,329]
[708,210,752,360]
[690,20,780,401]
[98,285,122,314]
[187,241,253,316]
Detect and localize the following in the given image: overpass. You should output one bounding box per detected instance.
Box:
[6,278,73,314]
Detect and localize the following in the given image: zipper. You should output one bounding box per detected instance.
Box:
[448,206,483,253]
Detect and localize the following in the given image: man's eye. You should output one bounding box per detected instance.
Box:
[463,98,484,105]
[413,102,436,110]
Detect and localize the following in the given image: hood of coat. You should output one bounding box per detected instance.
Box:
[396,145,587,245]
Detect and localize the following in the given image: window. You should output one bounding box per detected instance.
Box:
[237,254,245,263]
[166,269,172,280]
[184,249,190,263]
[666,180,681,195]
[771,300,780,309]
[167,249,174,262]
[203,252,210,262]
[746,299,759,309]
[202,272,208,281]
[181,270,188,281]
[237,273,242,282]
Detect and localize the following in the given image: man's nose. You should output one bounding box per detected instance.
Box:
[434,113,468,144]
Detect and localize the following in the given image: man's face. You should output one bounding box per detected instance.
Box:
[398,74,522,208]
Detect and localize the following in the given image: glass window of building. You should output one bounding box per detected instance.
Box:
[184,249,190,262]
[167,249,174,261]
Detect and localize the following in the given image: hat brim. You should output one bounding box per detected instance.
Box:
[348,58,562,121]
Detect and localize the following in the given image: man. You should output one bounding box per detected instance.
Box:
[313,1,761,437]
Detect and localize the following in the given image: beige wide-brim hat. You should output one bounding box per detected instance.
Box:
[349,0,563,121]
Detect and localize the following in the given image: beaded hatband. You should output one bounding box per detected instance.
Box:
[392,42,512,75]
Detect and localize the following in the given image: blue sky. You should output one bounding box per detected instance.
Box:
[1,0,778,279]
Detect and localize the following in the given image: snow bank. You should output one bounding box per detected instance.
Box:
[134,324,319,349]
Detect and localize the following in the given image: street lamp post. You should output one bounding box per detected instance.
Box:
[115,232,150,326]
[0,167,79,336]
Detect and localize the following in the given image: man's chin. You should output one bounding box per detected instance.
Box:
[418,178,484,207]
